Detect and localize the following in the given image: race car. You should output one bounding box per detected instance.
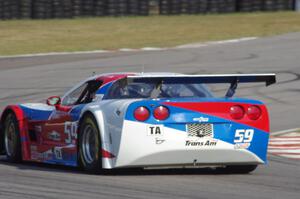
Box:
[0,73,276,173]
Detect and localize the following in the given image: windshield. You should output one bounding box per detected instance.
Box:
[104,81,213,99]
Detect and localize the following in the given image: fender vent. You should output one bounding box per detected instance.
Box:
[187,124,213,138]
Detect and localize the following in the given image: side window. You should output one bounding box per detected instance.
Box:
[77,80,103,104]
[61,83,88,106]
[105,81,124,99]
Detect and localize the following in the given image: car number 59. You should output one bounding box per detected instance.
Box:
[234,129,254,143]
[64,122,77,144]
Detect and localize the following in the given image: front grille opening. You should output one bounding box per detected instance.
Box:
[187,124,213,138]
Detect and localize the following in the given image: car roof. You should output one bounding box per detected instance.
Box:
[86,72,183,84]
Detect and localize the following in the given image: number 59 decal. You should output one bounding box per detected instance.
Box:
[234,129,254,143]
[64,122,78,144]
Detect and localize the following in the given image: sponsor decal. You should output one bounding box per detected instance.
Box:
[185,139,218,147]
[54,147,63,160]
[147,125,164,136]
[30,146,53,160]
[192,117,209,123]
[43,150,53,160]
[186,123,213,138]
[234,143,251,149]
[155,138,165,145]
[34,125,42,133]
[47,130,61,141]
[189,129,207,138]
[30,145,38,160]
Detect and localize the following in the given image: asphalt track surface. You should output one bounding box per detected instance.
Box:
[0,33,299,199]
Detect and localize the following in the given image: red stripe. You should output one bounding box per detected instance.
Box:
[269,140,300,142]
[268,147,300,149]
[164,102,270,132]
[102,149,115,158]
[3,106,31,161]
[97,74,134,84]
[268,144,300,147]
[269,152,300,155]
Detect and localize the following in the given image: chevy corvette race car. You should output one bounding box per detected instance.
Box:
[0,73,276,173]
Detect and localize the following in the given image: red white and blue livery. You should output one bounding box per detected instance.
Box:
[0,72,276,173]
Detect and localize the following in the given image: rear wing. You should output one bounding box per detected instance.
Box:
[127,74,276,86]
[125,73,276,97]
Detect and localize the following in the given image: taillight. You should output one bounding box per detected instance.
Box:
[247,105,262,120]
[134,106,150,121]
[230,105,245,120]
[153,106,169,120]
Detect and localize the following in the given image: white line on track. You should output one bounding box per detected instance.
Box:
[175,37,257,49]
[0,37,257,59]
[269,142,300,145]
[268,149,300,153]
[270,137,300,141]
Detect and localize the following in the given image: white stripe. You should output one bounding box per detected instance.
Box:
[176,44,208,49]
[270,141,300,143]
[269,142,300,145]
[209,37,257,44]
[119,48,138,52]
[0,50,112,58]
[141,47,165,51]
[268,149,300,153]
[269,138,300,141]
[176,37,257,49]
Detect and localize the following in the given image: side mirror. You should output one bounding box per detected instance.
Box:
[46,96,61,106]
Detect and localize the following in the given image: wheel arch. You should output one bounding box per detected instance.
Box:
[0,106,29,158]
[78,109,108,141]
[78,109,114,169]
[0,108,16,154]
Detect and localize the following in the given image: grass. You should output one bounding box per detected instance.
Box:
[0,11,300,55]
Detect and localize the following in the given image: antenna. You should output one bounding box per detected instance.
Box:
[141,64,145,75]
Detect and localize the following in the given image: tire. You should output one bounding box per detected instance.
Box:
[78,115,102,173]
[3,113,22,163]
[218,165,258,174]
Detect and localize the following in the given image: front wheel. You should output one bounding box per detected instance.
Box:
[3,113,22,163]
[78,115,102,173]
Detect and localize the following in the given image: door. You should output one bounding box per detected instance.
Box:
[42,82,89,146]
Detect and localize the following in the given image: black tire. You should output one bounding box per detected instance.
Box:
[3,113,22,163]
[218,165,258,174]
[78,115,102,173]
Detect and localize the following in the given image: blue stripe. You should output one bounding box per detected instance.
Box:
[19,105,53,120]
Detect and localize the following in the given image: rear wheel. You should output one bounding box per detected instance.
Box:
[219,165,258,174]
[78,115,102,173]
[3,113,22,163]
